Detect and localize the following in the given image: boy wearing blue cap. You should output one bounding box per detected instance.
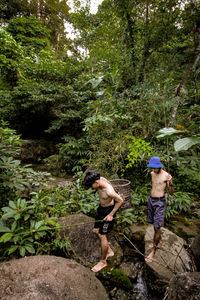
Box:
[145,157,174,263]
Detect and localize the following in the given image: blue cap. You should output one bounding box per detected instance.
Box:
[147,157,163,168]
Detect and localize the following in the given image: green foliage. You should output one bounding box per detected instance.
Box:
[7,16,50,52]
[156,126,200,151]
[0,0,199,265]
[0,198,69,258]
[33,178,99,218]
[156,126,200,194]
[0,174,100,259]
[0,42,87,138]
[0,0,70,57]
[125,136,154,169]
[170,152,200,194]
[174,137,200,152]
[156,127,184,139]
[0,122,51,205]
[58,136,90,172]
[0,30,24,87]
[165,192,193,220]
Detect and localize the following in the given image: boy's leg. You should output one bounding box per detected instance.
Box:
[145,226,161,263]
[153,226,162,246]
[92,234,109,272]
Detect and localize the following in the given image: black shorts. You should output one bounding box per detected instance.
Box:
[94,204,115,235]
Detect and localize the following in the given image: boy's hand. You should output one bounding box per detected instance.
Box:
[104,214,113,222]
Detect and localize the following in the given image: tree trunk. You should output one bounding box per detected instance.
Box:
[55,31,60,60]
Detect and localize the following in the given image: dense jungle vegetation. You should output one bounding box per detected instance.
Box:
[0,0,199,259]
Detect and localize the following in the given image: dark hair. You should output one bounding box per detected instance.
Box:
[83,170,100,189]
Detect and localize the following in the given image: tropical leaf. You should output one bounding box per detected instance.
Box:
[0,232,13,243]
[174,137,200,151]
[24,244,35,254]
[0,219,11,232]
[8,245,18,255]
[156,127,183,139]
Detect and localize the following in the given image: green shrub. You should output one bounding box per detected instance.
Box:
[165,191,193,220]
[0,121,51,205]
[0,198,69,259]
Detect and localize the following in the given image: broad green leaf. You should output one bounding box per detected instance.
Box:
[37,226,50,231]
[13,235,20,243]
[174,137,200,151]
[9,201,17,209]
[11,221,17,232]
[8,245,18,255]
[24,214,30,221]
[0,220,11,232]
[2,212,16,220]
[14,213,21,221]
[156,127,183,139]
[0,232,13,243]
[2,207,15,213]
[20,247,26,257]
[35,220,45,230]
[24,244,35,254]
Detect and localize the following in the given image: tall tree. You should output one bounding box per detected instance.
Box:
[0,0,70,58]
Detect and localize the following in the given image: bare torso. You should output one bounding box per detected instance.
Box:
[151,170,172,197]
[98,177,115,207]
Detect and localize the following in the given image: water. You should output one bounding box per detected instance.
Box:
[132,266,148,300]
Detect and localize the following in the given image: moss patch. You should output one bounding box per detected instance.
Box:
[110,269,132,290]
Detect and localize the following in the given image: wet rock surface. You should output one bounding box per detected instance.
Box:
[167,272,200,300]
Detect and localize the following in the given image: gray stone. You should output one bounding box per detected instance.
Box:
[119,262,138,280]
[130,224,148,241]
[191,233,200,270]
[0,255,109,300]
[168,272,200,300]
[145,225,195,281]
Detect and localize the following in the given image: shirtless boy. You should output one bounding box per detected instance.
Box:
[83,170,123,272]
[145,157,174,263]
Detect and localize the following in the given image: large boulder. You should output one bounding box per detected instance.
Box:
[191,233,200,270]
[58,214,123,268]
[145,225,194,281]
[0,255,109,300]
[167,272,200,300]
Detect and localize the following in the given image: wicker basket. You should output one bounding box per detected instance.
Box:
[110,179,131,210]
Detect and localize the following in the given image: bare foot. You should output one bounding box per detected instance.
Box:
[145,250,155,263]
[106,247,114,259]
[91,260,107,272]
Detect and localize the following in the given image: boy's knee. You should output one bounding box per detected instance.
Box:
[98,233,107,240]
[93,228,99,234]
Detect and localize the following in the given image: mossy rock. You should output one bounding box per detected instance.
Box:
[97,268,132,290]
[110,269,132,290]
